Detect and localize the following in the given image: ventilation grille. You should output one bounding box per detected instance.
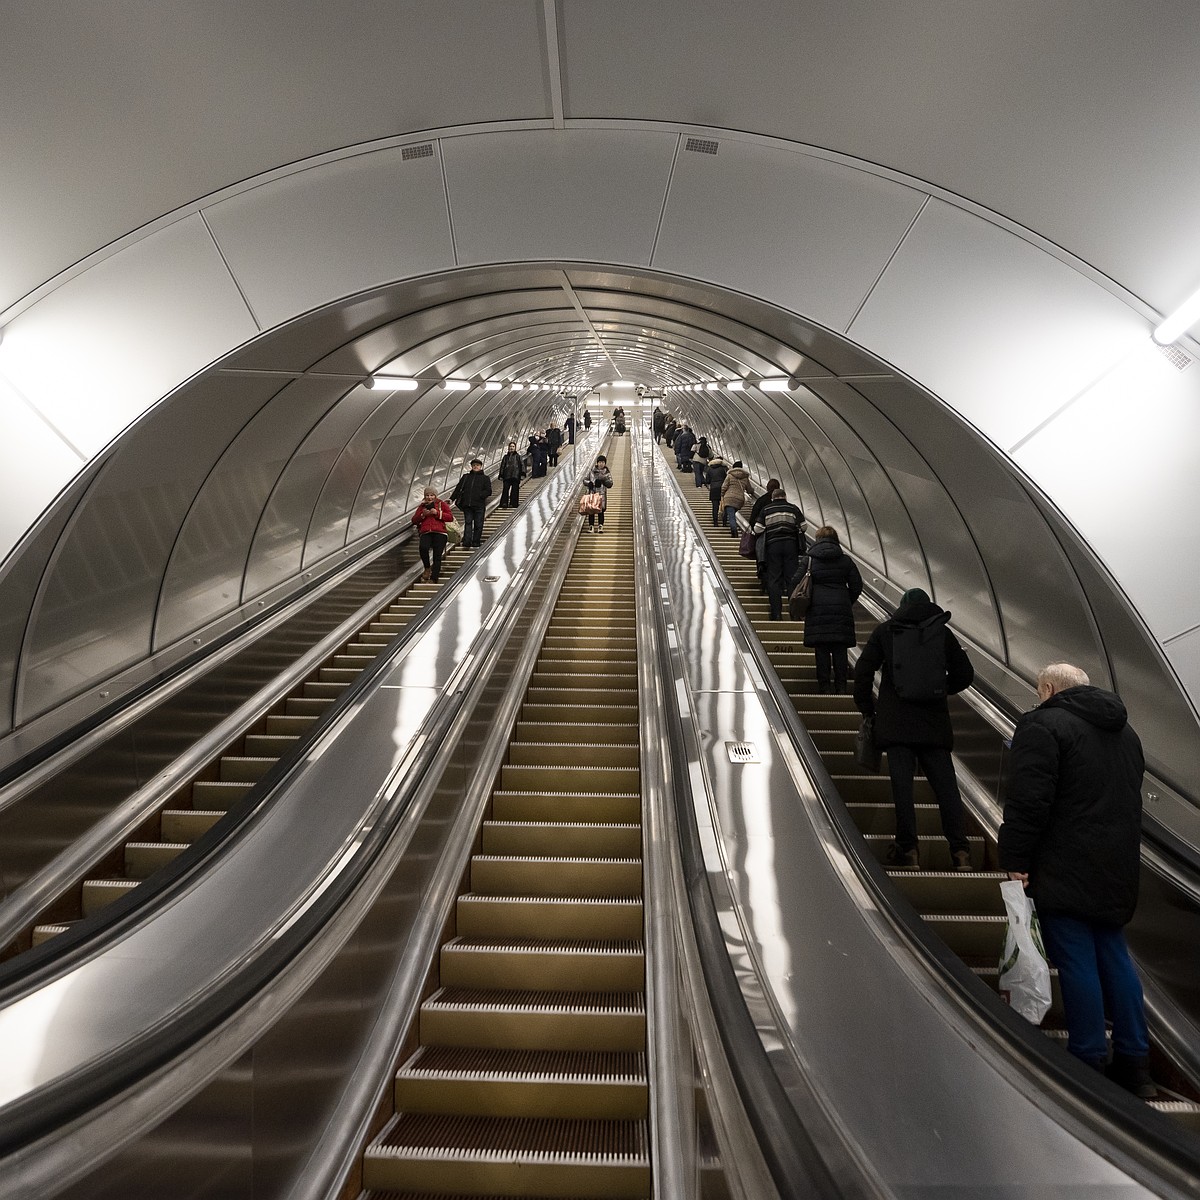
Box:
[402,142,434,161]
[684,137,719,156]
[726,741,759,763]
[1156,341,1193,371]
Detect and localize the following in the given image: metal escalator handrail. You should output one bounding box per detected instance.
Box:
[657,449,1200,1198]
[0,447,594,1165]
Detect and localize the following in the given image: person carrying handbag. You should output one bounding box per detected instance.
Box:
[411,488,453,582]
[582,455,613,532]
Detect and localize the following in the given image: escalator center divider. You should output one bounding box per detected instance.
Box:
[361,436,652,1199]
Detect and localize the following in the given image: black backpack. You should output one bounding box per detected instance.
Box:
[890,612,950,701]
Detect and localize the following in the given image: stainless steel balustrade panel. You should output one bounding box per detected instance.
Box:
[0,452,582,1126]
[642,449,1155,1196]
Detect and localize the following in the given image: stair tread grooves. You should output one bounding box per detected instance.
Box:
[447,937,643,954]
[473,855,642,864]
[484,821,640,830]
[460,894,642,905]
[428,987,644,1012]
[375,1111,648,1157]
[401,1046,646,1080]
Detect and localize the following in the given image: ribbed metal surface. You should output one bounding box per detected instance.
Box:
[445,938,643,955]
[403,1047,646,1081]
[427,988,644,1014]
[378,1112,648,1158]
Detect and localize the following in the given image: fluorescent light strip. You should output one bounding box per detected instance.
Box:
[759,378,789,391]
[1154,285,1200,345]
[706,382,719,391]
[366,375,419,391]
[442,379,470,390]
[726,380,745,390]
[484,381,502,390]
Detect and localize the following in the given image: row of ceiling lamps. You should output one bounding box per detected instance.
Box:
[664,378,803,391]
[365,376,559,391]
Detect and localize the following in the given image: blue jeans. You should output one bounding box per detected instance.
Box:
[693,461,707,487]
[1039,914,1149,1066]
[724,505,740,536]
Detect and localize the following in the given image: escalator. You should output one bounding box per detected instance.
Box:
[360,438,651,1197]
[660,441,1200,1134]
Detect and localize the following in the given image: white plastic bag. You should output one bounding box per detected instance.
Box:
[998,879,1052,1024]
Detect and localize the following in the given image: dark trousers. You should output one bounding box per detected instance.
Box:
[501,478,520,507]
[548,448,559,465]
[693,460,707,487]
[764,538,799,620]
[886,744,969,854]
[709,486,723,525]
[813,645,849,692]
[1040,915,1149,1066]
[461,505,484,547]
[418,532,447,580]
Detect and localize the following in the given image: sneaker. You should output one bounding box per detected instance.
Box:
[884,843,920,869]
[951,850,973,873]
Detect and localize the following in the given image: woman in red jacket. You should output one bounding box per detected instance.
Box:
[411,487,453,582]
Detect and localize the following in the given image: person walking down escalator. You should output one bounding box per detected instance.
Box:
[720,461,754,538]
[705,452,730,526]
[410,487,453,583]
[652,406,666,443]
[583,409,592,431]
[798,526,862,685]
[853,588,975,872]
[754,488,807,621]
[582,454,614,532]
[498,441,525,508]
[692,436,712,488]
[449,457,492,549]
[529,433,549,478]
[545,422,563,467]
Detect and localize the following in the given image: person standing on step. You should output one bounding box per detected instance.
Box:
[410,487,453,583]
[545,422,563,467]
[582,454,614,533]
[798,526,861,685]
[705,452,730,526]
[692,436,713,488]
[450,457,492,549]
[754,488,807,621]
[652,405,666,443]
[674,424,696,471]
[853,587,975,872]
[748,478,782,593]
[529,433,549,478]
[998,662,1155,1098]
[583,409,592,431]
[565,412,576,444]
[720,460,755,538]
[498,440,525,508]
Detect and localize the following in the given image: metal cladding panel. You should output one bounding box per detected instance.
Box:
[243,385,377,601]
[854,376,1107,688]
[653,138,925,333]
[302,391,399,568]
[345,394,434,543]
[0,214,255,459]
[203,147,456,330]
[805,379,1004,658]
[849,197,1149,452]
[441,128,677,265]
[1011,341,1200,644]
[156,375,344,647]
[1165,627,1200,722]
[17,374,277,721]
[0,376,86,558]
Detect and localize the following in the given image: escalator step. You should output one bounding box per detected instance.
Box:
[456,895,643,941]
[490,792,640,824]
[481,821,641,857]
[440,937,644,991]
[470,856,643,899]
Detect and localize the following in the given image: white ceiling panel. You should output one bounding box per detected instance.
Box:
[850,198,1149,452]
[0,214,256,458]
[653,139,925,334]
[442,129,677,265]
[204,147,456,329]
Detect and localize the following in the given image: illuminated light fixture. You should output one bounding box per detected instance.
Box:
[511,383,525,391]
[706,382,719,391]
[366,375,419,391]
[759,378,789,391]
[613,380,636,388]
[726,380,745,390]
[484,381,502,391]
[1153,286,1200,345]
[442,379,470,390]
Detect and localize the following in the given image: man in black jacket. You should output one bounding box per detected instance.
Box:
[853,588,974,871]
[998,662,1153,1095]
[450,458,492,548]
[498,441,524,508]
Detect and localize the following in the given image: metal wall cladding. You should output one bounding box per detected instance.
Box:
[242,384,378,601]
[155,375,345,648]
[17,376,278,721]
[442,128,678,267]
[203,146,456,330]
[653,137,926,334]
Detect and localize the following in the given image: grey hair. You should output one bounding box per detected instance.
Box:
[771,488,786,499]
[1038,662,1089,692]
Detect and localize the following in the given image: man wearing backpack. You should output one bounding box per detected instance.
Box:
[853,587,975,871]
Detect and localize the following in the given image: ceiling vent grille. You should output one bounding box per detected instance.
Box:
[402,143,434,161]
[1156,342,1193,371]
[684,137,719,156]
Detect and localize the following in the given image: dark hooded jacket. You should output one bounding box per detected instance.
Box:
[800,537,863,647]
[853,595,973,749]
[998,686,1144,926]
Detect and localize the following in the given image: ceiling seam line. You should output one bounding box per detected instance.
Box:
[0,375,87,462]
[1163,621,1200,646]
[558,272,623,378]
[648,133,683,269]
[438,140,460,266]
[542,0,565,128]
[199,210,262,332]
[844,194,930,337]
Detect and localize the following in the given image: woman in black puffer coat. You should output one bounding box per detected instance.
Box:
[801,527,863,693]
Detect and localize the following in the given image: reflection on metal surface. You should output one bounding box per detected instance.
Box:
[725,741,759,763]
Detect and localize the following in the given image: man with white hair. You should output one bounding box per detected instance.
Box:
[998,662,1154,1097]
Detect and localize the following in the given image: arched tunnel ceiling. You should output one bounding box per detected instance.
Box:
[3,264,1199,830]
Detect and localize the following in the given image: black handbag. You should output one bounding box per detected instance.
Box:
[854,717,882,773]
[788,559,813,620]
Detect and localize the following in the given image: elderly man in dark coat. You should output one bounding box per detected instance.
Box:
[998,662,1153,1096]
[853,587,974,871]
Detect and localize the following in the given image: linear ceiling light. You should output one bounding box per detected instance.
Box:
[1153,286,1200,345]
[442,379,470,390]
[706,382,719,391]
[511,383,525,390]
[366,375,419,390]
[484,381,502,390]
[759,378,789,391]
[726,380,745,390]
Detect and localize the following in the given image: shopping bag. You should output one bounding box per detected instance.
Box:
[854,718,881,772]
[444,518,463,546]
[579,493,603,515]
[738,528,758,558]
[998,880,1052,1024]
